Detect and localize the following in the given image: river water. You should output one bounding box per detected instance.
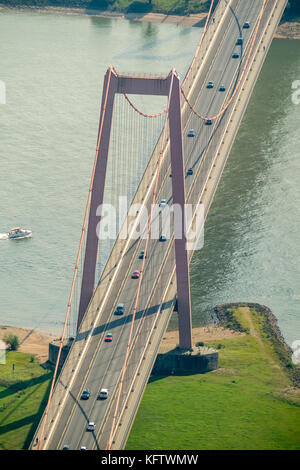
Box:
[0,9,299,346]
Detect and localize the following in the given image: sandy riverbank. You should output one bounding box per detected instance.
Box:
[1,5,299,38]
[0,5,207,27]
[275,21,300,39]
[0,325,56,363]
[0,322,243,363]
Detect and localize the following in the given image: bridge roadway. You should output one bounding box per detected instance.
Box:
[32,0,287,450]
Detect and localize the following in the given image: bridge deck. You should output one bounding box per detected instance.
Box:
[31,0,287,451]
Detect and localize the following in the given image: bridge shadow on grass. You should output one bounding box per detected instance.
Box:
[0,372,52,401]
[0,413,38,438]
[0,372,52,449]
[24,375,52,449]
[76,298,176,342]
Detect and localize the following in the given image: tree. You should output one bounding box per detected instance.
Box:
[3,334,20,351]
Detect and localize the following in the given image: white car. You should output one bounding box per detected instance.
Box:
[87,422,95,431]
[98,388,108,399]
[159,199,167,209]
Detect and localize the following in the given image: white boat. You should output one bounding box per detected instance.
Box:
[8,227,32,240]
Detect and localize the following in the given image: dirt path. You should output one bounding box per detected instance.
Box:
[239,307,283,373]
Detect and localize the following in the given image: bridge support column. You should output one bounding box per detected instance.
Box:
[168,72,193,350]
[77,67,118,330]
[77,68,193,346]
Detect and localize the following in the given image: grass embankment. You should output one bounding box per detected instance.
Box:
[126,305,300,450]
[0,352,52,450]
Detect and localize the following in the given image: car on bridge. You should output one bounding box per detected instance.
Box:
[139,250,146,259]
[160,234,167,242]
[219,84,226,92]
[80,447,87,450]
[232,51,239,59]
[87,422,95,432]
[207,80,214,88]
[159,199,167,209]
[236,37,243,46]
[80,389,90,400]
[187,129,195,137]
[105,333,113,342]
[243,21,250,29]
[114,303,124,315]
[205,119,212,125]
[131,270,140,279]
[98,388,108,400]
[187,168,193,176]
[62,445,70,450]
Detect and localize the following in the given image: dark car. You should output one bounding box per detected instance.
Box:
[219,84,226,92]
[187,168,193,176]
[114,303,124,315]
[236,37,243,45]
[232,51,239,59]
[104,333,113,342]
[187,129,195,137]
[207,80,214,89]
[205,119,212,125]
[243,21,250,29]
[80,389,90,400]
[139,250,147,259]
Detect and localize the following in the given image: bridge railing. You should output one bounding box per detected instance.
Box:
[32,0,286,449]
[31,0,234,449]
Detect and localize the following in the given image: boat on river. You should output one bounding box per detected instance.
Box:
[8,227,32,240]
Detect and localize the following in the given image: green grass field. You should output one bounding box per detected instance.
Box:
[126,307,300,450]
[0,352,52,450]
[0,306,299,449]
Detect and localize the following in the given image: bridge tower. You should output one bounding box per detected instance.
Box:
[78,67,192,349]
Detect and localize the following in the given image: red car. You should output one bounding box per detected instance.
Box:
[131,270,140,279]
[105,333,112,342]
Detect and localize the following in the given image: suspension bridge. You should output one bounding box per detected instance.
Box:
[31,0,287,450]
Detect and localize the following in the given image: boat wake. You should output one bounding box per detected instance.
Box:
[0,233,9,240]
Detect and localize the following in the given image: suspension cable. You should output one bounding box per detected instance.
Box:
[106,71,176,450]
[180,0,268,122]
[124,93,168,118]
[182,0,215,86]
[36,65,116,450]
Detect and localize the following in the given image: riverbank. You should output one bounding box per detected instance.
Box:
[1,4,300,38]
[0,325,55,363]
[0,4,207,27]
[0,322,242,363]
[275,20,300,39]
[127,304,300,450]
[0,303,299,449]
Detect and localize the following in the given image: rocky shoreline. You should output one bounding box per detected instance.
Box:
[214,302,300,388]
